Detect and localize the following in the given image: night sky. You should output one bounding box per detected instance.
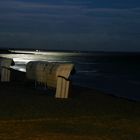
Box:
[0,0,140,51]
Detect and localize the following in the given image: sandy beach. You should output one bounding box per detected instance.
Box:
[0,70,140,140]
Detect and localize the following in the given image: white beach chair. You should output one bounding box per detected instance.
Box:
[0,58,14,82]
[26,62,75,99]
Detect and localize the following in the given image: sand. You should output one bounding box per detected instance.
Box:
[0,70,140,140]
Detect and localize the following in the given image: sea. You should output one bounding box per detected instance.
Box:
[1,50,140,101]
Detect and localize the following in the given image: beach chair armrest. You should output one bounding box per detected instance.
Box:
[57,75,70,81]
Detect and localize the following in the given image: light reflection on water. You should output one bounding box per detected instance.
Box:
[0,52,78,61]
[0,52,74,72]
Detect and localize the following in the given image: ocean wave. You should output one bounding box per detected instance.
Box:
[75,62,98,65]
[77,70,97,73]
[127,80,140,85]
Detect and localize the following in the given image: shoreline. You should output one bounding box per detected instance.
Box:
[2,67,140,103]
[1,52,140,102]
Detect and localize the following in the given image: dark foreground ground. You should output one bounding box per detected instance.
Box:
[0,80,140,140]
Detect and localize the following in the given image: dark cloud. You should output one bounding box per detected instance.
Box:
[0,0,140,51]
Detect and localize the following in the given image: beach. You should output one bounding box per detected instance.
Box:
[0,70,140,140]
[0,52,140,139]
